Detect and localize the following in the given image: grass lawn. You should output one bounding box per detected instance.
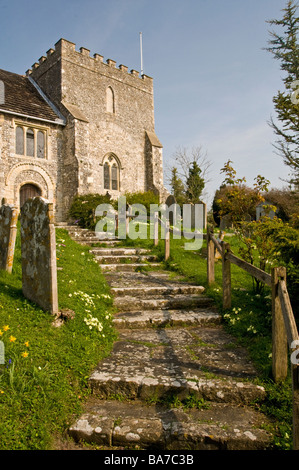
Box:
[0,226,117,450]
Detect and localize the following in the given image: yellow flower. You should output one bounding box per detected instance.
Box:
[0,330,3,336]
[3,325,9,331]
[21,351,29,358]
[0,390,4,394]
[9,336,16,343]
[24,341,29,347]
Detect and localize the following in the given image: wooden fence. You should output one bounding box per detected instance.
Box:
[206,225,299,450]
[154,216,299,449]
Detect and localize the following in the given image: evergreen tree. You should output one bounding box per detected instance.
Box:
[185,161,205,204]
[265,0,299,187]
[170,167,186,206]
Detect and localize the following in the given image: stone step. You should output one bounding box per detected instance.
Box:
[88,327,266,406]
[113,294,214,311]
[113,308,221,328]
[95,255,158,264]
[74,238,122,246]
[111,285,205,297]
[67,228,97,237]
[68,399,272,450]
[90,248,150,256]
[99,263,161,272]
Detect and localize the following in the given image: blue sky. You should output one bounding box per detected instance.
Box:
[0,0,293,205]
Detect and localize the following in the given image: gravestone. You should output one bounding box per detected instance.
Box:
[165,194,177,226]
[20,197,58,314]
[220,214,233,230]
[0,202,18,273]
[256,202,276,220]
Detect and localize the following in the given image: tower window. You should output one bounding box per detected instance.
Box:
[104,162,110,189]
[103,154,120,191]
[111,163,118,190]
[106,86,115,113]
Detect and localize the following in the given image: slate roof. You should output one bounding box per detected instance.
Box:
[0,68,62,123]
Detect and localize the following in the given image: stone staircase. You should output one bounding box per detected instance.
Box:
[62,226,274,450]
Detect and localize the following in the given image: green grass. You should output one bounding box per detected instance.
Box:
[0,227,117,450]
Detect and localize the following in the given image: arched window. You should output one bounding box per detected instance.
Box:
[37,131,45,158]
[103,154,120,191]
[0,80,4,105]
[26,129,34,157]
[104,162,110,189]
[111,163,118,190]
[106,86,115,113]
[16,126,24,155]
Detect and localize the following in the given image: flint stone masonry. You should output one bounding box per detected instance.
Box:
[0,202,18,273]
[20,197,58,314]
[0,38,168,224]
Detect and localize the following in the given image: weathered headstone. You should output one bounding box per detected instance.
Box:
[165,194,177,226]
[220,214,233,230]
[20,197,58,314]
[0,202,18,273]
[256,202,276,220]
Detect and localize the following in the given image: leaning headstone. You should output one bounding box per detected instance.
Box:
[20,197,58,315]
[0,202,18,273]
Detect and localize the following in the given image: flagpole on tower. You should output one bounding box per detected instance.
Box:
[140,32,144,76]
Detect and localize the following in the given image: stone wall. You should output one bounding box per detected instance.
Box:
[1,38,166,225]
[0,113,65,221]
[29,39,165,203]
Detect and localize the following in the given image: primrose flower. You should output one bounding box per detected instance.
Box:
[84,314,103,332]
[21,352,29,358]
[24,341,29,347]
[9,336,16,343]
[3,325,9,331]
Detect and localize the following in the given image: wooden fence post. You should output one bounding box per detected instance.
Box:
[207,226,215,285]
[292,363,299,450]
[165,220,170,261]
[154,212,159,246]
[271,267,288,382]
[222,241,231,309]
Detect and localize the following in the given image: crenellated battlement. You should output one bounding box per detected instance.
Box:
[26,38,153,83]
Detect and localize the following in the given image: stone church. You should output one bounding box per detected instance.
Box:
[0,38,166,222]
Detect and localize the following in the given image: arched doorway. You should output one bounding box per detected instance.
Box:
[20,183,41,207]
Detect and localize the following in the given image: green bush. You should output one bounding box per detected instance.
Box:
[237,217,299,317]
[69,191,160,229]
[124,191,160,215]
[68,193,117,230]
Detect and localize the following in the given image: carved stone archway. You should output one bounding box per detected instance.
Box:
[5,163,55,209]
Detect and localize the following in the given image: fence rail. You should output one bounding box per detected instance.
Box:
[205,225,299,450]
[153,218,299,449]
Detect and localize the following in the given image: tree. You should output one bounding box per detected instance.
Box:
[265,0,299,187]
[214,160,271,226]
[166,145,211,203]
[185,161,205,204]
[170,167,186,206]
